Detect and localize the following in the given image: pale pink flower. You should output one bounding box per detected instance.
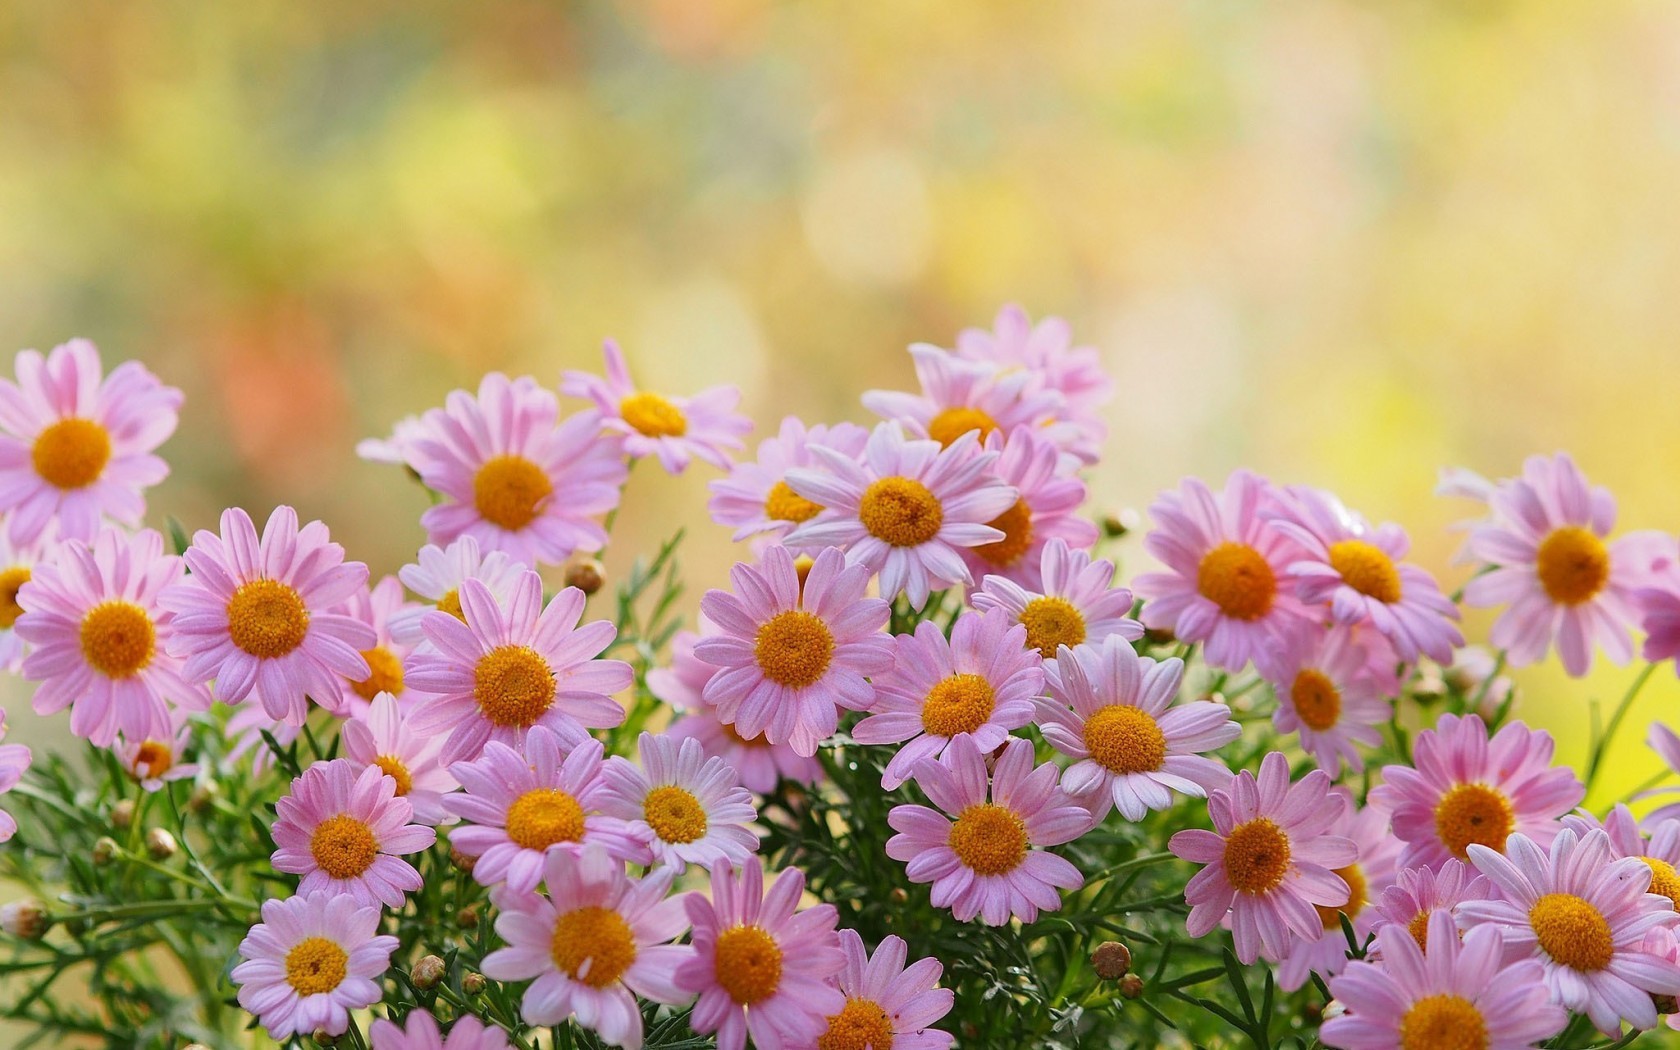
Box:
[955,427,1097,591]
[862,344,1063,453]
[340,692,457,826]
[0,708,29,842]
[370,1012,510,1050]
[387,535,524,650]
[601,733,758,874]
[321,574,424,719]
[1561,805,1680,911]
[706,417,869,547]
[1369,858,1494,957]
[562,339,750,474]
[0,526,56,673]
[232,891,398,1041]
[113,712,199,793]
[1274,793,1401,991]
[1266,627,1391,777]
[355,414,426,467]
[955,304,1111,465]
[815,930,955,1050]
[270,759,436,907]
[972,537,1141,666]
[1638,723,1680,829]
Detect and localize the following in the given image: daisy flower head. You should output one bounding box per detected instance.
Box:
[0,339,182,543]
[340,692,457,826]
[231,890,398,1041]
[601,732,758,874]
[1638,563,1680,674]
[1168,751,1358,964]
[1371,858,1495,956]
[954,304,1112,465]
[1563,804,1680,911]
[355,414,426,467]
[1275,792,1401,991]
[0,709,30,842]
[159,506,374,726]
[957,427,1098,591]
[387,535,524,650]
[1132,470,1316,677]
[408,372,628,568]
[1370,713,1584,872]
[444,729,640,893]
[0,526,56,673]
[1319,909,1567,1050]
[481,844,693,1050]
[114,710,199,793]
[1267,626,1392,777]
[222,702,302,775]
[561,338,751,474]
[1461,827,1680,1035]
[815,930,955,1050]
[1037,634,1238,822]
[321,574,423,718]
[695,545,893,757]
[676,857,845,1050]
[861,343,1063,452]
[406,570,631,766]
[853,607,1043,791]
[971,537,1142,666]
[370,1012,510,1050]
[706,417,869,547]
[783,422,1016,608]
[1640,723,1680,829]
[885,735,1090,926]
[270,758,437,908]
[16,525,209,746]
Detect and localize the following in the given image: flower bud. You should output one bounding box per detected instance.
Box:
[1143,626,1176,646]
[1118,974,1144,999]
[312,1029,340,1046]
[1091,941,1131,980]
[462,972,487,995]
[411,954,446,990]
[145,827,178,860]
[1100,510,1137,539]
[456,906,479,930]
[563,558,606,596]
[449,847,477,874]
[1,899,47,940]
[188,780,219,815]
[183,1044,212,1050]
[1656,993,1678,1016]
[92,837,120,866]
[888,888,909,905]
[110,799,136,830]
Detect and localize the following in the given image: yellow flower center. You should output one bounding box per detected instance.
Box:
[351,646,404,701]
[1407,910,1433,953]
[79,600,156,678]
[1432,783,1515,860]
[926,406,998,448]
[973,499,1034,568]
[919,673,997,738]
[505,787,585,851]
[1328,540,1402,604]
[373,754,413,797]
[31,417,111,490]
[284,936,348,996]
[1529,892,1614,971]
[620,392,687,438]
[858,477,944,548]
[1643,857,1680,907]
[309,814,379,879]
[1535,526,1611,606]
[1315,863,1368,930]
[226,579,310,659]
[764,480,822,524]
[1223,818,1292,895]
[436,588,465,621]
[1018,596,1086,659]
[473,454,553,531]
[947,803,1028,876]
[753,610,834,689]
[0,566,31,629]
[820,998,896,1050]
[473,645,556,727]
[1195,542,1276,621]
[133,740,173,779]
[643,785,708,844]
[550,905,637,989]
[714,924,783,1005]
[1398,994,1488,1050]
[1083,705,1167,774]
[1289,669,1341,732]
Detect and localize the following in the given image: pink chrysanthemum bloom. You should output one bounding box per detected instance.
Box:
[0,339,182,543]
[114,712,199,793]
[784,424,1015,608]
[561,339,750,474]
[601,732,757,874]
[407,372,628,568]
[1168,751,1358,964]
[1454,453,1673,676]
[886,736,1089,926]
[1370,713,1584,872]
[341,692,456,826]
[387,535,524,650]
[1320,909,1567,1050]
[706,417,869,547]
[1370,859,1495,957]
[321,574,423,719]
[1275,792,1401,991]
[231,891,398,1041]
[676,858,845,1050]
[271,758,437,907]
[1133,471,1316,677]
[853,608,1043,791]
[482,844,692,1049]
[972,537,1142,666]
[955,427,1097,591]
[355,414,425,467]
[406,570,631,766]
[1638,564,1680,674]
[696,545,892,757]
[815,930,955,1050]
[1562,805,1680,911]
[0,708,30,842]
[1639,724,1680,829]
[445,729,640,893]
[370,1011,510,1050]
[0,527,55,673]
[954,304,1112,465]
[1037,635,1238,822]
[862,344,1064,453]
[159,506,374,725]
[222,702,302,774]
[1462,828,1680,1035]
[16,526,209,745]
[1267,627,1391,777]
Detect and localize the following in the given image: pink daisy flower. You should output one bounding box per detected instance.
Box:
[1037,635,1238,822]
[406,570,631,766]
[370,1012,510,1050]
[676,858,845,1050]
[957,428,1098,591]
[706,417,870,547]
[16,526,209,746]
[222,702,302,775]
[1456,453,1674,676]
[784,423,1016,608]
[0,708,30,842]
[1320,909,1567,1050]
[0,527,56,673]
[481,844,693,1049]
[954,304,1112,465]
[231,890,398,1041]
[1168,751,1358,964]
[159,506,375,726]
[885,735,1089,926]
[695,545,892,757]
[1462,828,1680,1035]
[113,711,199,793]
[815,930,955,1050]
[1639,723,1680,829]
[1133,471,1316,677]
[0,339,182,543]
[341,692,457,826]
[1638,564,1680,674]
[561,339,751,474]
[862,344,1064,452]
[355,414,426,467]
[1268,486,1464,665]
[972,537,1142,665]
[1370,713,1584,872]
[320,574,423,719]
[387,535,524,650]
[444,729,640,893]
[853,607,1043,791]
[1562,804,1680,911]
[271,758,437,908]
[1274,792,1401,991]
[408,372,628,568]
[1370,858,1495,957]
[1266,627,1391,777]
[601,732,757,874]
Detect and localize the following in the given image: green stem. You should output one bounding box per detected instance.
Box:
[1586,662,1659,792]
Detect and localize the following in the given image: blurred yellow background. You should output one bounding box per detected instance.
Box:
[3,0,1680,800]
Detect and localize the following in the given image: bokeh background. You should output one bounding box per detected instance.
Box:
[4,1,1680,802]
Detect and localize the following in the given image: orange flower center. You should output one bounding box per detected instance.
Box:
[947,803,1028,876]
[1328,540,1402,604]
[473,645,556,727]
[1432,782,1515,860]
[226,579,310,659]
[753,610,834,688]
[1195,542,1276,621]
[620,392,687,438]
[79,600,156,678]
[926,406,998,448]
[32,417,111,490]
[1535,526,1610,606]
[1289,669,1341,732]
[1223,818,1291,895]
[472,454,552,531]
[550,905,637,989]
[858,477,943,547]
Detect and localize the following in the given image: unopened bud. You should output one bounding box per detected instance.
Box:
[888,888,909,905]
[411,954,446,990]
[449,847,477,874]
[1118,974,1144,999]
[462,972,487,995]
[1100,510,1137,539]
[1,899,47,940]
[188,780,219,815]
[312,1029,340,1047]
[1143,627,1176,646]
[1656,993,1678,1016]
[183,1044,212,1050]
[1091,941,1131,980]
[145,827,178,860]
[111,799,136,830]
[563,558,606,596]
[456,906,479,929]
[92,837,120,866]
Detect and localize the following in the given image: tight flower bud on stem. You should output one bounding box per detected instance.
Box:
[1092,941,1132,980]
[1,899,48,941]
[411,954,446,990]
[145,828,177,860]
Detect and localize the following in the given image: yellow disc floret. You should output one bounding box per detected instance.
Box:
[32,417,111,490]
[1529,893,1614,971]
[1083,705,1167,775]
[644,785,708,844]
[1018,596,1086,659]
[1289,669,1341,731]
[473,454,552,531]
[351,646,404,701]
[920,673,996,737]
[764,480,822,524]
[620,392,688,438]
[550,905,637,989]
[1432,783,1515,859]
[226,579,310,659]
[1535,526,1611,606]
[473,645,556,727]
[1328,540,1402,604]
[926,406,998,448]
[1196,543,1276,621]
[858,477,943,547]
[0,566,31,629]
[974,499,1034,568]
[284,936,348,996]
[820,998,897,1050]
[1398,994,1488,1050]
[309,814,379,879]
[1223,818,1292,895]
[753,610,835,688]
[79,600,156,678]
[505,788,586,851]
[714,924,783,1005]
[947,803,1028,876]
